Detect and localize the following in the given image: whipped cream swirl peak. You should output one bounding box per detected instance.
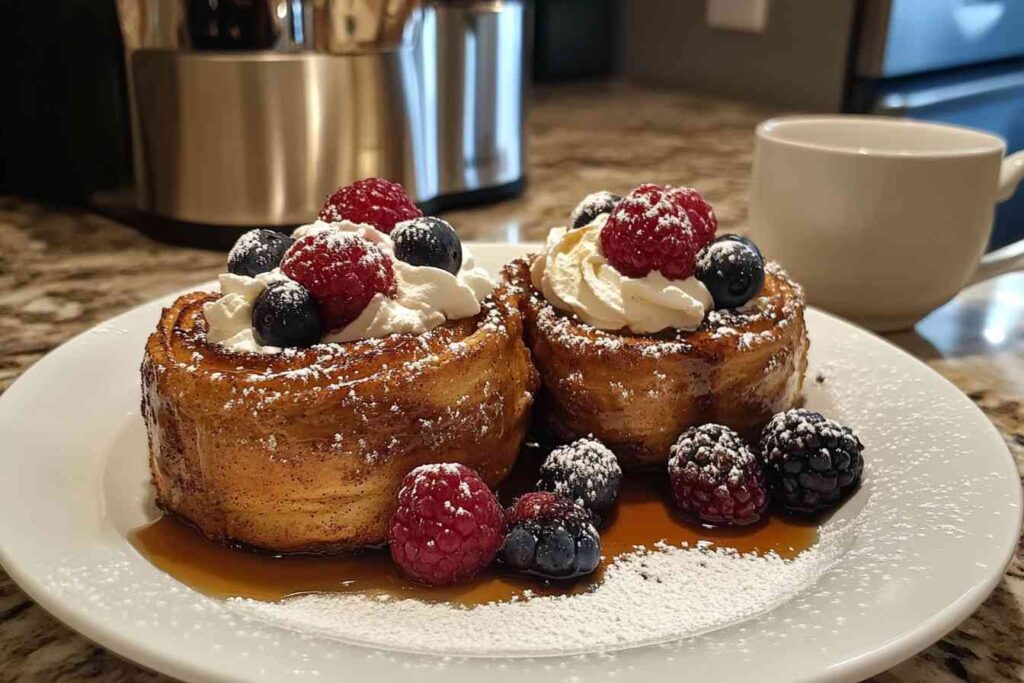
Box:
[530,215,712,334]
[203,220,495,353]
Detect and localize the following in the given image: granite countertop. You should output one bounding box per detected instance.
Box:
[1,83,1022,681]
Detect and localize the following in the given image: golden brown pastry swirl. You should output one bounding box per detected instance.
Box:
[509,258,808,469]
[141,280,538,553]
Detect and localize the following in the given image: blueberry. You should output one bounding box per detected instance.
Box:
[574,530,601,574]
[719,233,762,260]
[252,281,322,348]
[535,527,576,576]
[501,518,601,579]
[500,492,602,580]
[227,229,294,277]
[391,217,462,274]
[694,234,766,309]
[570,191,621,229]
[502,526,537,570]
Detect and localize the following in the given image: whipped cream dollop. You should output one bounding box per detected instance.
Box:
[530,215,712,334]
[203,220,495,353]
[202,270,290,353]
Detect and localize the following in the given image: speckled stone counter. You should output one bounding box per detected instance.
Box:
[1,83,1022,681]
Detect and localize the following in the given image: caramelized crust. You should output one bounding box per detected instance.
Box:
[141,281,538,553]
[508,258,808,469]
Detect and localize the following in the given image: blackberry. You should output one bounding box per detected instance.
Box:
[500,492,601,580]
[536,437,622,517]
[761,409,864,514]
[668,424,768,526]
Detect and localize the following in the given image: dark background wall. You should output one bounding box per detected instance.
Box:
[533,0,618,82]
[0,0,131,202]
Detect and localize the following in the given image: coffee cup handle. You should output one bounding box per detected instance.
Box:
[969,150,1024,285]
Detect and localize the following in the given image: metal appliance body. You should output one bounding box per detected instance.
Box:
[848,0,1024,249]
[118,0,527,226]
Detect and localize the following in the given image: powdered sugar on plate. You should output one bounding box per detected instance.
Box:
[225,519,856,657]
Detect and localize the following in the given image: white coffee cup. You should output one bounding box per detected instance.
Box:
[748,115,1024,332]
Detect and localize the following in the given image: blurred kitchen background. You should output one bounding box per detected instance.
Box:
[2,0,1023,248]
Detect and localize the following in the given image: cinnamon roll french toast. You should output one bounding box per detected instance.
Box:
[515,184,808,469]
[141,180,537,553]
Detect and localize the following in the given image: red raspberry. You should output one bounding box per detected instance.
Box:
[281,231,395,330]
[599,184,698,280]
[389,463,506,585]
[319,178,422,234]
[670,187,717,250]
[668,424,768,526]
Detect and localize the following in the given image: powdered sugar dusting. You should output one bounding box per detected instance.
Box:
[227,229,270,266]
[226,523,854,656]
[569,191,620,229]
[154,288,518,466]
[196,314,1010,657]
[520,260,801,359]
[268,278,312,306]
[669,425,759,487]
[402,463,470,500]
[695,235,744,273]
[539,437,622,508]
[153,329,1012,658]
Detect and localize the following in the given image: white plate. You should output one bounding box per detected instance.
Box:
[0,243,1019,682]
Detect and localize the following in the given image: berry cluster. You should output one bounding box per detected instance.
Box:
[222,179,465,347]
[569,185,765,311]
[384,407,864,587]
[282,230,396,330]
[387,437,623,585]
[667,410,864,525]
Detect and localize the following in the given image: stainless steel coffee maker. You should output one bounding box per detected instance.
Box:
[117,0,528,226]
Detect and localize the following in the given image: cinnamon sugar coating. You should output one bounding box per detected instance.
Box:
[141,280,538,552]
[507,258,807,468]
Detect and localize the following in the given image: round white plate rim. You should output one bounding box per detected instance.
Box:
[0,242,1019,683]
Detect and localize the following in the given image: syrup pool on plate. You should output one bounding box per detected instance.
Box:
[131,449,818,606]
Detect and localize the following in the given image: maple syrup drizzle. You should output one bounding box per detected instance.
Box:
[131,466,817,606]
